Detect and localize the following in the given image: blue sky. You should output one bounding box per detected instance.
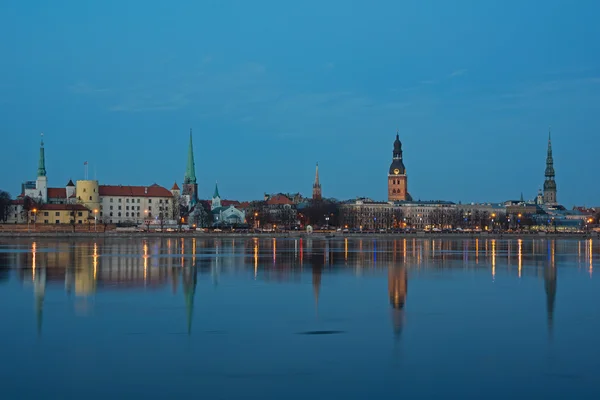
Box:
[1,0,599,207]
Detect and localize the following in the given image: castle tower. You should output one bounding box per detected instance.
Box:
[211,182,221,210]
[183,129,198,207]
[543,129,557,204]
[75,179,100,212]
[312,163,322,201]
[65,179,76,202]
[388,131,408,202]
[36,133,48,203]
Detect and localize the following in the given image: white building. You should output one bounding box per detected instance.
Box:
[210,182,245,226]
[98,184,176,225]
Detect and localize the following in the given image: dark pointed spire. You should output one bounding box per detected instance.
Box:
[213,181,220,199]
[184,129,197,185]
[37,133,46,177]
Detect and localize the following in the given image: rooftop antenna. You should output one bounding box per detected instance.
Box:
[84,161,88,180]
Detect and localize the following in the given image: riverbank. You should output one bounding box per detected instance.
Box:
[0,231,598,241]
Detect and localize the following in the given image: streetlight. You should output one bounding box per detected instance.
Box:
[94,209,98,232]
[32,208,37,232]
[491,213,496,231]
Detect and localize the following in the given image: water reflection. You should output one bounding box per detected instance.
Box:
[1,237,598,340]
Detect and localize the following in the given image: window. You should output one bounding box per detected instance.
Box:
[44,220,48,224]
[78,220,82,224]
[110,198,113,203]
[110,205,113,210]
[148,206,152,211]
[159,199,163,204]
[137,199,140,203]
[137,212,140,217]
[83,188,86,193]
[110,212,113,217]
[110,220,113,224]
[118,206,122,210]
[118,198,122,203]
[126,206,129,210]
[165,200,169,204]
[100,205,103,210]
[126,199,129,203]
[78,212,82,216]
[55,220,59,224]
[126,212,129,217]
[55,212,60,216]
[100,212,103,217]
[118,212,121,217]
[148,199,152,203]
[137,206,140,210]
[44,212,49,216]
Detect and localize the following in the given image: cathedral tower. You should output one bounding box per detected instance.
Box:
[543,129,557,205]
[183,129,198,207]
[312,163,322,201]
[388,131,408,202]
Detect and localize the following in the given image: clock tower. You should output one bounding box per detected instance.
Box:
[388,131,408,201]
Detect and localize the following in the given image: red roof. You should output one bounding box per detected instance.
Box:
[38,204,89,211]
[237,201,250,209]
[99,184,173,198]
[266,194,294,205]
[208,199,241,208]
[48,187,67,199]
[171,182,180,190]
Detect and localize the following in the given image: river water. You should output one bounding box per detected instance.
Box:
[0,237,599,399]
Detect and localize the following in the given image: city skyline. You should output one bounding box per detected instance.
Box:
[2,1,600,206]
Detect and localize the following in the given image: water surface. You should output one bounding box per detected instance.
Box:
[1,237,599,399]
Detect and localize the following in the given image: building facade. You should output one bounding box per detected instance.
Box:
[388,132,410,202]
[210,183,246,225]
[98,184,175,225]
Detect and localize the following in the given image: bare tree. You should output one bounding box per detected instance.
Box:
[159,212,167,231]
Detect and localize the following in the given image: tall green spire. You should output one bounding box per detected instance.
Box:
[37,133,46,177]
[184,128,196,184]
[213,181,220,198]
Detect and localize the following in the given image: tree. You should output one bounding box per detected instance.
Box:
[0,190,11,222]
[159,212,167,231]
[188,205,210,228]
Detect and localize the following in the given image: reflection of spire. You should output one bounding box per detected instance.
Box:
[34,267,46,336]
[312,265,322,315]
[544,254,557,339]
[182,266,198,335]
[388,266,407,340]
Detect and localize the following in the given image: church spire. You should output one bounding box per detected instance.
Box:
[37,133,46,177]
[543,127,557,204]
[184,129,197,185]
[312,162,322,200]
[213,181,220,199]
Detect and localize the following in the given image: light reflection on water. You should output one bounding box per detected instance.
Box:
[0,237,599,399]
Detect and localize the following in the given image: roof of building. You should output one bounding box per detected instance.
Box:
[266,194,294,206]
[38,204,89,211]
[171,182,180,191]
[99,184,173,198]
[48,188,67,199]
[66,179,75,187]
[213,182,220,198]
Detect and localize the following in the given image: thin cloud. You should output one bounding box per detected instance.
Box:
[449,69,467,78]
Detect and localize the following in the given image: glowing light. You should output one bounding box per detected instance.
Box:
[32,242,37,281]
[344,238,348,262]
[272,238,276,263]
[254,240,258,278]
[491,239,496,280]
[518,239,522,278]
[93,242,98,280]
[143,242,148,280]
[589,239,593,278]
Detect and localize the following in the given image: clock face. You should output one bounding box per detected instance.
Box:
[393,169,400,175]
